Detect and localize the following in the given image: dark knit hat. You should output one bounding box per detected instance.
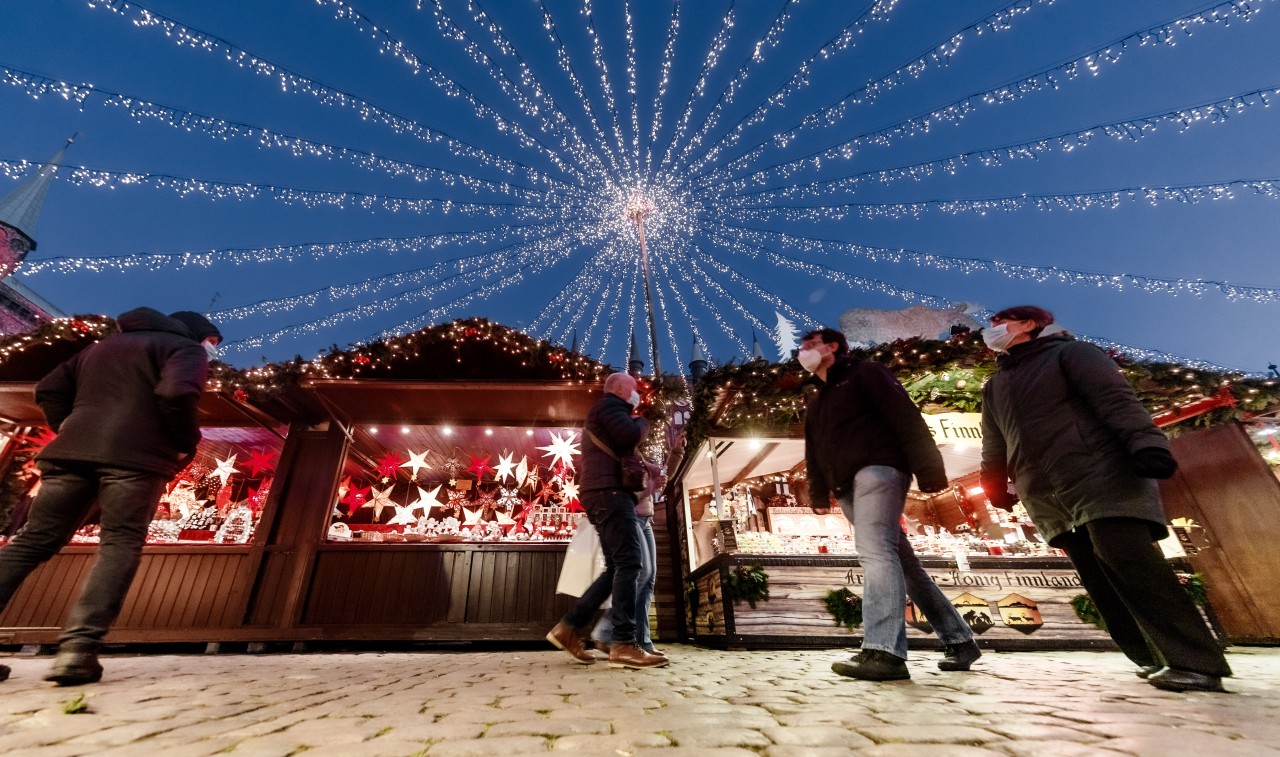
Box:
[169,311,223,343]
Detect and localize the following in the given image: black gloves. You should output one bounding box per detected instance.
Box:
[916,473,949,494]
[980,474,1018,511]
[1132,447,1178,479]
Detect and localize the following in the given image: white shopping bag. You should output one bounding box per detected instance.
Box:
[556,517,606,597]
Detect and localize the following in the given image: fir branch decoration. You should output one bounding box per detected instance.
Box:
[723,564,770,608]
[1070,594,1107,631]
[823,587,864,630]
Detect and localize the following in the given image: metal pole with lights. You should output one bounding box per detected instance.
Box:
[626,194,662,377]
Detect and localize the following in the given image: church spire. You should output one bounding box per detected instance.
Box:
[0,135,75,277]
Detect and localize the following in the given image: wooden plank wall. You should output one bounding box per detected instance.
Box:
[1163,423,1280,642]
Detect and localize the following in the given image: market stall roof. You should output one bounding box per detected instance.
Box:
[301,379,604,426]
[681,435,984,492]
[0,382,285,429]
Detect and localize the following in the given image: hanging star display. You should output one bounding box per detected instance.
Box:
[462,506,484,526]
[468,454,495,479]
[441,456,463,477]
[560,478,580,506]
[495,486,522,512]
[243,448,276,478]
[400,449,432,478]
[537,431,580,472]
[386,499,420,526]
[515,455,530,487]
[446,489,470,517]
[212,455,239,486]
[493,451,517,483]
[336,475,352,501]
[368,484,396,522]
[536,479,558,504]
[341,484,370,515]
[374,452,404,478]
[412,484,443,512]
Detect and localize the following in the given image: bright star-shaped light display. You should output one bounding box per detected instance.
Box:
[537,431,580,472]
[400,449,432,478]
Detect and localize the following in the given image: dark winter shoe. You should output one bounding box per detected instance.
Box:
[0,664,10,682]
[832,649,910,681]
[1147,667,1226,693]
[1136,665,1163,679]
[938,640,982,671]
[546,622,595,664]
[44,644,103,686]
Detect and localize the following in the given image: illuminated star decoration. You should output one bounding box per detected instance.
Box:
[212,455,239,486]
[368,484,396,522]
[446,488,470,517]
[243,448,276,478]
[341,485,370,516]
[375,452,404,479]
[441,456,463,476]
[400,449,432,478]
[560,478,580,509]
[468,454,495,480]
[412,484,443,512]
[386,496,421,526]
[493,452,517,483]
[537,431,580,472]
[474,487,498,513]
[462,507,484,527]
[515,455,530,487]
[496,486,522,512]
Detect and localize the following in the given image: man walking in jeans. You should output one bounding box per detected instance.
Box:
[547,372,666,669]
[799,328,980,681]
[0,307,220,685]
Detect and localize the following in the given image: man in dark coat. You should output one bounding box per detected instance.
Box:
[547,372,667,669]
[800,328,980,681]
[0,307,220,685]
[980,305,1231,693]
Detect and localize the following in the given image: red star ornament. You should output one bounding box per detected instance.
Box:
[341,485,370,516]
[374,452,404,478]
[468,454,495,480]
[243,448,277,478]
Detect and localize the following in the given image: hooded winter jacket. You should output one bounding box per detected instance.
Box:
[980,328,1170,544]
[804,357,948,509]
[35,307,210,476]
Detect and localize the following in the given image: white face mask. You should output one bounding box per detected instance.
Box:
[982,324,1016,352]
[203,340,219,361]
[797,347,825,373]
[627,390,641,407]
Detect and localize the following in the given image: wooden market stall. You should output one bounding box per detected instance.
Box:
[663,334,1280,650]
[0,317,622,645]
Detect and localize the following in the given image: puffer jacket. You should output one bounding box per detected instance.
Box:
[580,393,649,493]
[980,328,1170,544]
[805,357,947,508]
[35,307,209,476]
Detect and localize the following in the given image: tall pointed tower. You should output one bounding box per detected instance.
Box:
[0,138,71,334]
[628,331,644,378]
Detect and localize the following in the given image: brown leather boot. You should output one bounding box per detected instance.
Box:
[546,622,594,664]
[608,643,669,669]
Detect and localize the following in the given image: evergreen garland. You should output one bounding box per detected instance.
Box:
[822,587,864,630]
[1072,572,1209,630]
[723,564,770,608]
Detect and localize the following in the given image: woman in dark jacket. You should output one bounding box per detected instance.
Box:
[980,305,1231,693]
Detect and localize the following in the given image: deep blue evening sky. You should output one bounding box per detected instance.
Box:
[2,0,1278,372]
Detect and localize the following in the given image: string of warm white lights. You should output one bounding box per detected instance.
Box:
[690,0,1058,182]
[645,0,680,175]
[716,86,1280,199]
[83,0,571,188]
[548,258,609,348]
[531,0,627,178]
[307,0,598,185]
[596,255,639,364]
[578,247,621,357]
[525,254,606,339]
[623,0,641,175]
[654,0,738,175]
[377,240,580,341]
[582,0,635,178]
[693,245,823,332]
[650,240,712,361]
[645,243,687,382]
[712,0,1271,184]
[668,0,805,171]
[1074,331,1247,374]
[0,65,559,201]
[687,256,770,348]
[211,232,566,323]
[231,232,575,351]
[709,220,1280,303]
[660,245,747,358]
[712,178,1280,222]
[18,223,567,276]
[0,158,577,219]
[681,0,899,179]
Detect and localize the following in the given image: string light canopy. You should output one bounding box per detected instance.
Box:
[2,0,1277,373]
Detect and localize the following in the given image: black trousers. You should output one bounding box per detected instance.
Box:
[1055,517,1230,677]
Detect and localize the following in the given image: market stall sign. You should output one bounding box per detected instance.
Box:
[922,412,983,445]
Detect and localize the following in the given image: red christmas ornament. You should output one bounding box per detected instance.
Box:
[341,485,370,513]
[243,448,277,478]
[233,388,249,403]
[468,454,495,479]
[374,452,403,478]
[353,354,372,365]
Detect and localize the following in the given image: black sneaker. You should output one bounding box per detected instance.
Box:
[44,645,103,686]
[938,640,982,671]
[832,649,909,681]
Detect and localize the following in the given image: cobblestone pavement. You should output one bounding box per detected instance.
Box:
[0,645,1278,756]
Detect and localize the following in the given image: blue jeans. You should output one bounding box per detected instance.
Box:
[0,460,169,646]
[561,490,643,644]
[593,515,655,650]
[837,465,973,659]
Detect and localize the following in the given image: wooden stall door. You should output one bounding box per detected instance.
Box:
[1163,423,1280,643]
